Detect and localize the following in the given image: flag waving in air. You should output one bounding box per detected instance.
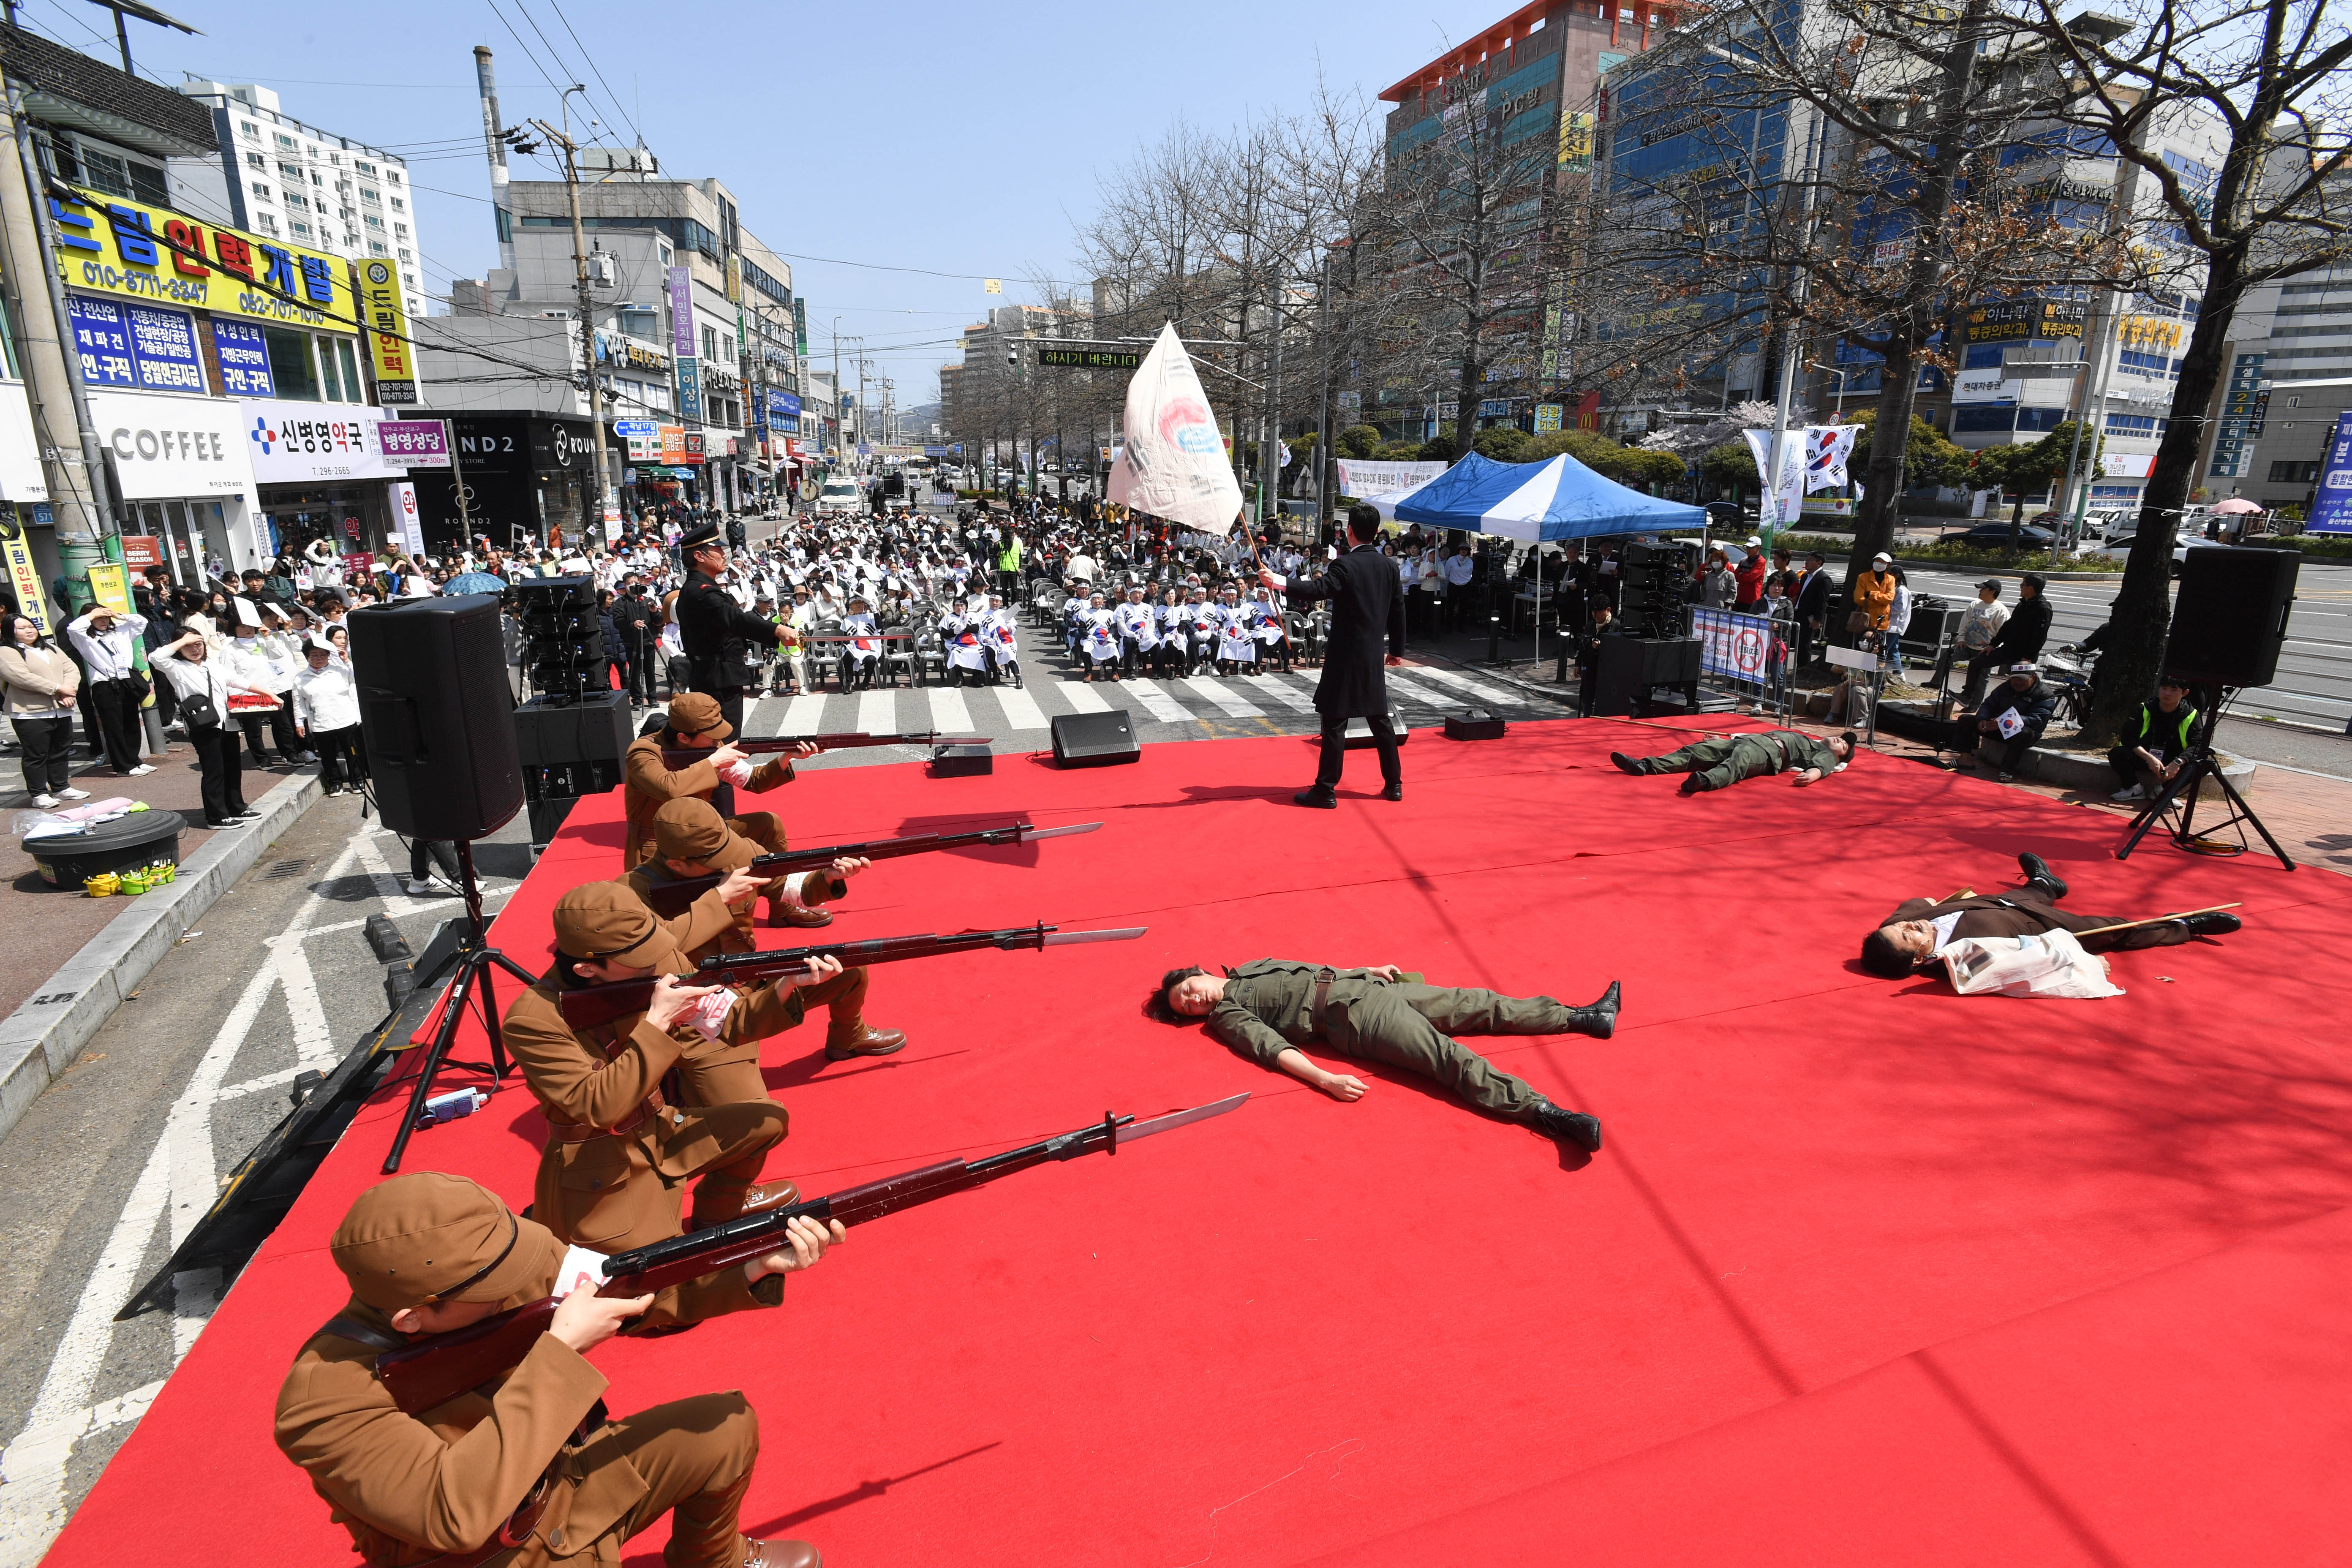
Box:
[1107,322,1244,534]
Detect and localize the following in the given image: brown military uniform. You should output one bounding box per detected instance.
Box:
[274,1173,800,1568]
[621,732,790,873]
[618,800,877,1071]
[505,885,808,1249]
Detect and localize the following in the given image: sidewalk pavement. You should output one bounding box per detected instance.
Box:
[1402,626,2352,880]
[1,732,316,1022]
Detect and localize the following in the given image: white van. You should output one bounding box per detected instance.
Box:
[815,478,863,516]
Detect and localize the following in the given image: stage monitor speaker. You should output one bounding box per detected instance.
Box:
[929,743,994,777]
[1444,709,1506,741]
[515,691,632,767]
[2164,545,2299,688]
[1051,710,1141,767]
[1342,706,1410,748]
[351,595,522,841]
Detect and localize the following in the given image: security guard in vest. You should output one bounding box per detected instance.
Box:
[2107,674,2201,803]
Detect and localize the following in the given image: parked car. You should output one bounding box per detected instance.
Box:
[1936,522,2059,550]
[814,478,863,516]
[2088,533,2190,575]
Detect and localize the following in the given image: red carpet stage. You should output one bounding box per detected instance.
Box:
[48,719,2352,1567]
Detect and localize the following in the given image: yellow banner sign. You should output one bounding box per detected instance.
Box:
[86,561,132,615]
[49,184,357,331]
[358,257,418,404]
[0,516,46,634]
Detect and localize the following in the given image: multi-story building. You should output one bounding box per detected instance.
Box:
[2195,261,2352,518]
[1376,0,1680,440]
[0,25,429,598]
[172,79,429,332]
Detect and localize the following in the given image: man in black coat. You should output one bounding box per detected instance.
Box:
[1986,572,2052,665]
[1262,502,1407,807]
[1793,551,1834,669]
[675,521,786,740]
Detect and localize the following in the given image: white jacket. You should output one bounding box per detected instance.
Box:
[292,661,360,732]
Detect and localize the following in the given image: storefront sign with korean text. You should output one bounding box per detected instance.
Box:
[51,185,358,329]
[66,297,205,394]
[359,257,418,404]
[240,400,403,483]
[211,319,274,396]
[379,419,451,468]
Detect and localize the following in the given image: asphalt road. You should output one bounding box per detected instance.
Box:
[1901,556,2352,738]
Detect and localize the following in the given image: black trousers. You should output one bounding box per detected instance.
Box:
[189,722,245,823]
[410,837,460,883]
[237,703,299,762]
[89,678,144,773]
[311,724,366,788]
[623,640,656,702]
[1315,710,1401,791]
[12,715,73,794]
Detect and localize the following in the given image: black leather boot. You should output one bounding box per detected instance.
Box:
[1557,980,1620,1039]
[2017,852,2068,901]
[1609,751,1644,775]
[1531,1100,1603,1153]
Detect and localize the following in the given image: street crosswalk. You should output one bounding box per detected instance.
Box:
[735,662,1550,745]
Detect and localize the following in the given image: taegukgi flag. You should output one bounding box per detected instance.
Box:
[1107,322,1245,534]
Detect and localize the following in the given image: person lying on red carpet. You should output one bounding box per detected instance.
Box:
[1151,960,1615,1153]
[1609,729,1854,794]
[277,1171,833,1568]
[1859,850,2243,978]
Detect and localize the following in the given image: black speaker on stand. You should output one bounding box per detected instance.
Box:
[2117,547,2301,869]
[516,691,633,850]
[511,575,608,702]
[348,594,541,1172]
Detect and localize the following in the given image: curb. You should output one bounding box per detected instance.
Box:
[0,768,322,1146]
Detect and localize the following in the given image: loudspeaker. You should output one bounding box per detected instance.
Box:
[511,576,607,702]
[351,595,523,841]
[522,757,625,850]
[1051,709,1141,767]
[514,691,632,767]
[929,742,994,777]
[1342,706,1410,748]
[2165,546,2299,688]
[1902,596,1964,657]
[1590,637,1701,717]
[1444,708,1507,741]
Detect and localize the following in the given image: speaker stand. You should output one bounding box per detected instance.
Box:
[381,841,541,1172]
[2115,693,2295,870]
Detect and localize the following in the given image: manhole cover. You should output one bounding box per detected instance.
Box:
[264,858,310,881]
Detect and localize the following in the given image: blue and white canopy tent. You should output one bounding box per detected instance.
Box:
[1369,452,1704,663]
[1370,451,1704,538]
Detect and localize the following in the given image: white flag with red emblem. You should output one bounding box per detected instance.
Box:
[1107,322,1245,534]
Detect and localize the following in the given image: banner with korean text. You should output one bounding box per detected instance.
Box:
[359,257,419,404]
[49,185,357,329]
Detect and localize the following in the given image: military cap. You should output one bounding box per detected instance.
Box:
[665,691,732,740]
[331,1172,559,1312]
[652,798,759,873]
[680,520,724,553]
[551,879,681,972]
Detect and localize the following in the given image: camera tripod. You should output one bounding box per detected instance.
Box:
[2115,689,2295,870]
[381,839,541,1172]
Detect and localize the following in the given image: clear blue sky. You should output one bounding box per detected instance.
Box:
[18,0,1478,407]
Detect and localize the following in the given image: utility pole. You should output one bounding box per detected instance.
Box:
[530,95,612,549]
[3,75,117,601]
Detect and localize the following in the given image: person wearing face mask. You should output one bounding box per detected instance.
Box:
[1,612,89,807]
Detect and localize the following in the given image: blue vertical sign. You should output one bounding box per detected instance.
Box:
[2306,411,2352,536]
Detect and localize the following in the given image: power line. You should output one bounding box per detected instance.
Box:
[546,0,645,151]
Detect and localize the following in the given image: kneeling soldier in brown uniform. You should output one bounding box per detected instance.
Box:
[621,800,905,1070]
[504,882,831,1250]
[276,1171,838,1568]
[625,692,830,928]
[1154,960,1618,1152]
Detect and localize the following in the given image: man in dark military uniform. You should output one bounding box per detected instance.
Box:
[674,520,787,739]
[1611,728,1855,794]
[1261,502,1406,808]
[276,1171,834,1568]
[1154,960,1618,1152]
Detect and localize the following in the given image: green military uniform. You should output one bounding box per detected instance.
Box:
[1632,728,1844,792]
[1204,960,1598,1119]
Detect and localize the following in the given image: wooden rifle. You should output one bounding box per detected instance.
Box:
[639,820,1102,918]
